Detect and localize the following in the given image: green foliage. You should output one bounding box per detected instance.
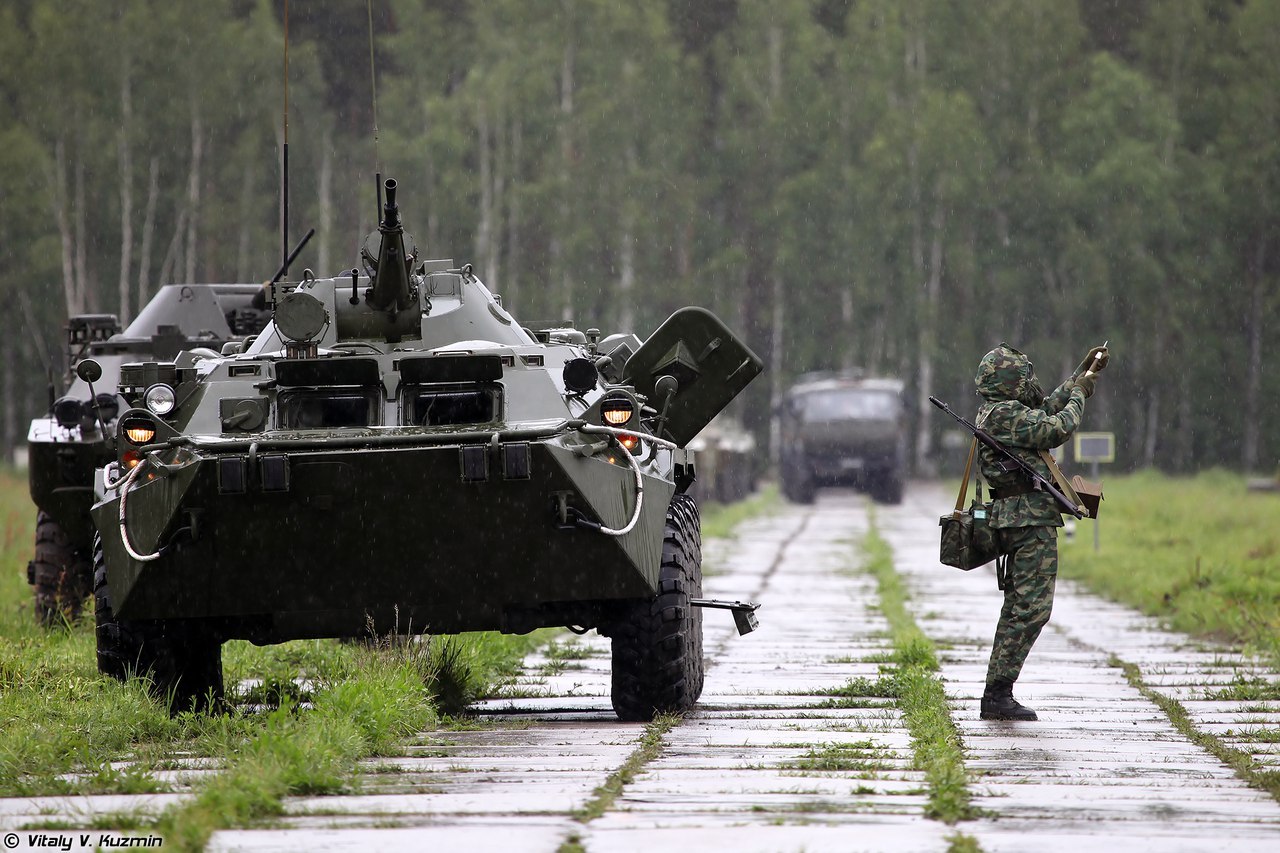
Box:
[699,484,781,541]
[2,1,1279,471]
[1060,470,1280,665]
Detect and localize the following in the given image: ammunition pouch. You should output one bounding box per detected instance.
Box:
[939,439,1000,571]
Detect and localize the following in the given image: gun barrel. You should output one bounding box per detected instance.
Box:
[367,179,412,312]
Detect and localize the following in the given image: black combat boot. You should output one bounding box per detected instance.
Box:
[980,680,1038,721]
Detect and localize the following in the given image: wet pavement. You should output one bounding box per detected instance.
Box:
[3,484,1278,851]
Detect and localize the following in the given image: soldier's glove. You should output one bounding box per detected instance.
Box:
[1073,372,1098,398]
[1073,346,1109,378]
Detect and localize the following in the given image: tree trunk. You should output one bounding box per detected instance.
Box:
[617,137,637,333]
[557,9,575,323]
[157,207,190,292]
[137,156,159,309]
[183,109,203,283]
[74,151,91,311]
[1,316,15,459]
[236,156,256,282]
[50,138,81,318]
[1242,235,1266,473]
[317,125,333,277]
[490,98,506,296]
[117,63,134,323]
[505,114,522,313]
[914,198,945,475]
[475,103,493,284]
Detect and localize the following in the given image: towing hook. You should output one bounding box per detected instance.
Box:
[691,598,761,635]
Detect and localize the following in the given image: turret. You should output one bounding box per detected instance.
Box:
[275,178,423,350]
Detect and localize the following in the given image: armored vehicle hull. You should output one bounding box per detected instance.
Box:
[27,284,268,623]
[89,179,762,719]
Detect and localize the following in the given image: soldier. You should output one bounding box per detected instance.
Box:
[973,342,1108,720]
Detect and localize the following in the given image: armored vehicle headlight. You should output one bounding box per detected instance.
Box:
[144,384,177,416]
[121,450,142,470]
[601,398,635,426]
[122,417,157,445]
[52,396,82,428]
[95,392,120,422]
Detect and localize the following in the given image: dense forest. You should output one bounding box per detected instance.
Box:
[0,0,1276,474]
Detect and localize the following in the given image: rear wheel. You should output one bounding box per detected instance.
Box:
[781,461,815,504]
[93,535,224,712]
[610,494,704,722]
[869,467,904,504]
[31,511,93,625]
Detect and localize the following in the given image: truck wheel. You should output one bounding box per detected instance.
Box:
[93,535,224,712]
[870,468,904,505]
[610,494,704,722]
[32,511,93,625]
[782,462,815,504]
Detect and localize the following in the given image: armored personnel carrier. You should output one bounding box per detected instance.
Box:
[777,372,907,504]
[87,180,763,719]
[26,285,268,623]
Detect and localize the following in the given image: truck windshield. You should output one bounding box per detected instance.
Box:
[801,390,899,421]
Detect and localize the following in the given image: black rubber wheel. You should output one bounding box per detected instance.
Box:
[610,494,705,722]
[93,535,224,713]
[869,467,904,505]
[781,462,815,504]
[31,511,93,625]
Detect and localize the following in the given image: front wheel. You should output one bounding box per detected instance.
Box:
[869,467,904,504]
[31,511,93,625]
[93,535,224,712]
[610,494,705,722]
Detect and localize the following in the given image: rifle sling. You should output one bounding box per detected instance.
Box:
[1037,449,1085,513]
[953,438,978,518]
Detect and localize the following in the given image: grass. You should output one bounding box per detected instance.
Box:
[782,741,892,775]
[857,520,981,826]
[700,483,781,540]
[1060,469,1280,666]
[570,713,679,824]
[1111,655,1280,804]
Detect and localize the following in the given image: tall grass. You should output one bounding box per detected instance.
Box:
[1060,469,1280,665]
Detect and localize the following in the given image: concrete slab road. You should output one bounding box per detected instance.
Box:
[5,482,1276,852]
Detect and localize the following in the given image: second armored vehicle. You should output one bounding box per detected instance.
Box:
[26,285,268,623]
[778,373,907,504]
[87,180,763,720]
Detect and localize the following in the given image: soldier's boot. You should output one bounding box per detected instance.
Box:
[980,679,1038,721]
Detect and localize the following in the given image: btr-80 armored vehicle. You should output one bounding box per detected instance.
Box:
[87,180,763,719]
[778,372,907,504]
[26,285,268,623]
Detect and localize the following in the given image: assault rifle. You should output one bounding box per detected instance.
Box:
[929,395,1085,519]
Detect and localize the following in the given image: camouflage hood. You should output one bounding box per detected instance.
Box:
[975,343,1044,406]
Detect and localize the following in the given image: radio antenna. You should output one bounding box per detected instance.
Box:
[367,0,383,221]
[281,0,291,280]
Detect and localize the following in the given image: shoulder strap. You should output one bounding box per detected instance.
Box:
[1037,449,1083,509]
[954,438,978,518]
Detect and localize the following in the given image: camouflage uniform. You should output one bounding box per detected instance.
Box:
[974,344,1087,689]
